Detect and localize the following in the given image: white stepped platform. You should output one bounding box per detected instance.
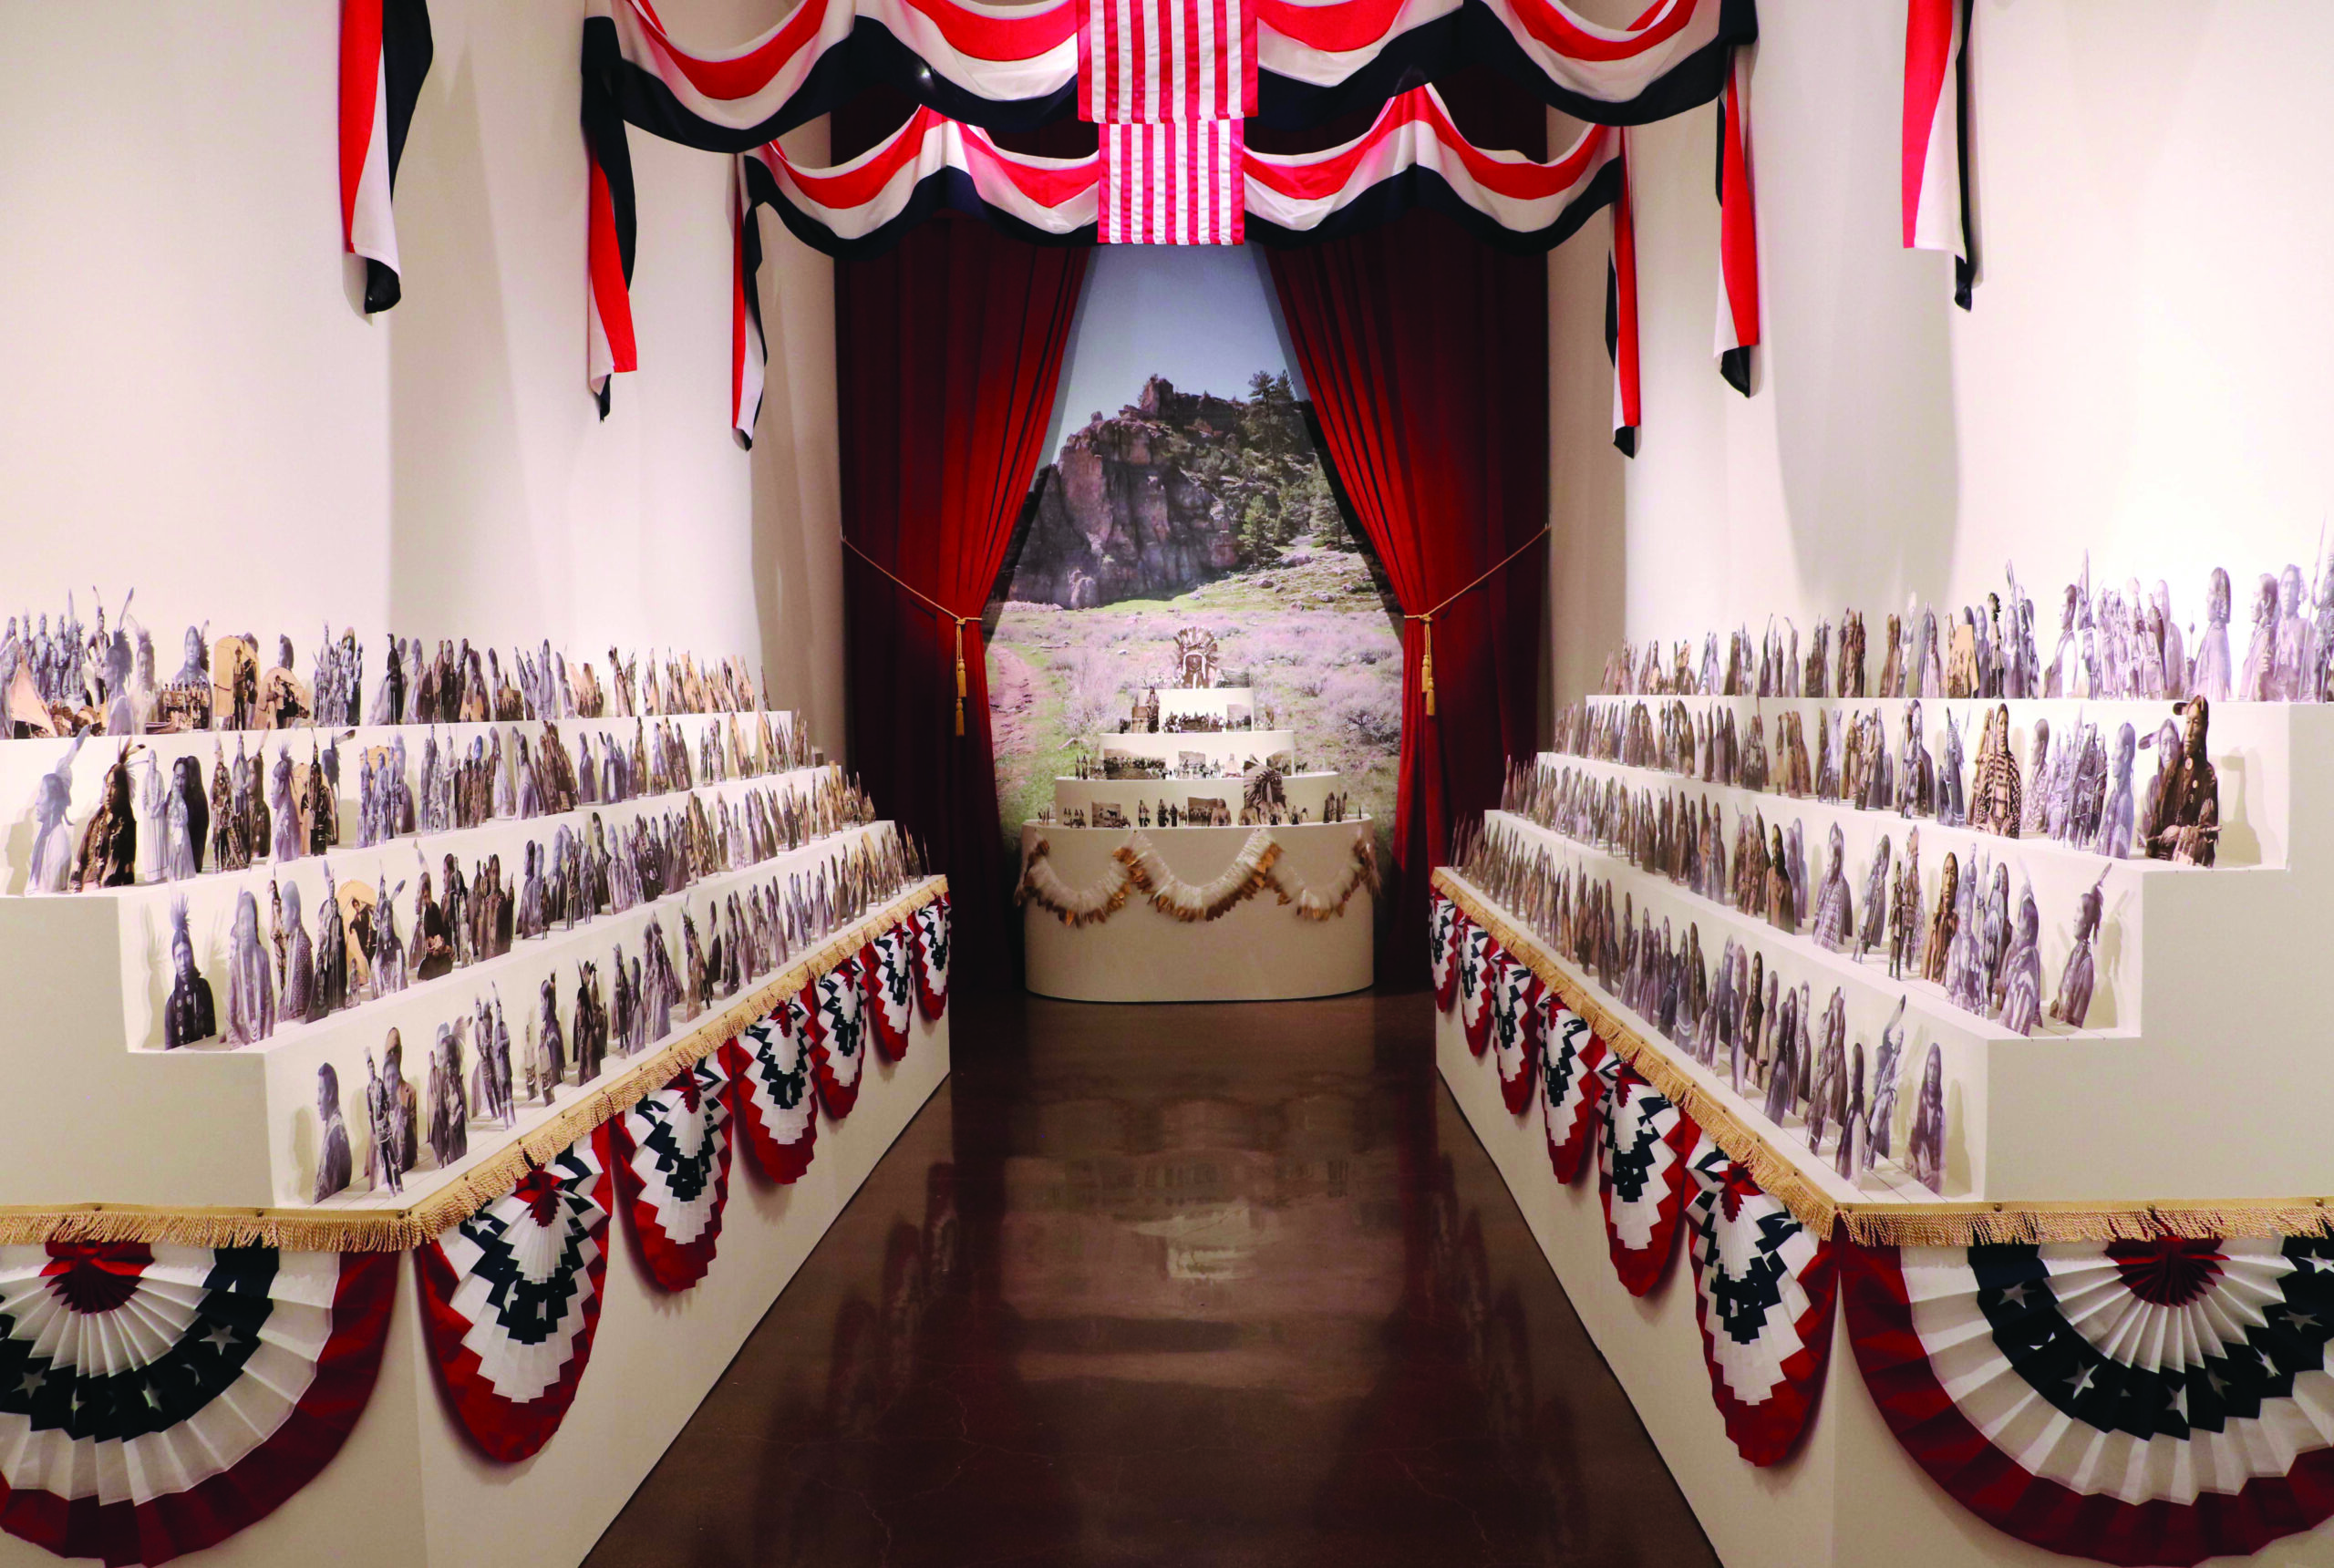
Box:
[1020,820,1373,1002]
[1523,695,2334,1202]
[1434,1000,2334,1568]
[0,705,876,1212]
[1051,769,1348,823]
[0,1005,954,1568]
[1152,685,1261,722]
[0,838,904,1212]
[1096,728,1296,770]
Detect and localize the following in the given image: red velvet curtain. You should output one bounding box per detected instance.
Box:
[1265,131,1547,978]
[836,220,1087,986]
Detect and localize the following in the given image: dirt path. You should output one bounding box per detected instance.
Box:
[988,645,1038,755]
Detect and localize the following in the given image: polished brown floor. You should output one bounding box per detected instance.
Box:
[585,992,1718,1568]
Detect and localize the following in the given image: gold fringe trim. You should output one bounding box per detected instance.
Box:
[1291,838,1382,922]
[1832,1202,2334,1249]
[1017,829,1377,927]
[1116,832,1287,923]
[0,879,948,1254]
[1016,837,1138,927]
[1432,867,2334,1249]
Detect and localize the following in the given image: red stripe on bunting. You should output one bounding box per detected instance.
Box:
[1607,133,1641,455]
[337,0,383,245]
[1843,1244,2334,1566]
[1256,0,1695,61]
[1244,88,1616,204]
[1508,0,1693,62]
[626,0,841,100]
[1901,0,1957,248]
[587,159,636,375]
[1718,57,1756,341]
[620,0,1069,102]
[1714,45,1758,392]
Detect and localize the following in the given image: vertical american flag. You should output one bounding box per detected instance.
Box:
[1079,0,1251,243]
[1100,120,1244,243]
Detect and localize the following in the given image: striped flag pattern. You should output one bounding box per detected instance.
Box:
[1606,132,1641,459]
[338,0,434,315]
[1712,45,1758,395]
[1902,0,1974,308]
[1080,0,1252,244]
[1079,0,1255,121]
[1100,120,1244,243]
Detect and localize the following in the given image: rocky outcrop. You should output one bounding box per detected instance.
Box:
[1011,376,1245,608]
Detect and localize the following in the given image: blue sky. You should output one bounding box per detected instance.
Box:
[1044,247,1304,460]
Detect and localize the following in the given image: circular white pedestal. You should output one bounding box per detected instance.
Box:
[1019,820,1375,1002]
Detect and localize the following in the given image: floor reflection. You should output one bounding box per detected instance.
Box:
[585,992,1715,1568]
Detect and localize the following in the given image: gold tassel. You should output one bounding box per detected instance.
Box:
[1418,614,1437,717]
[953,619,967,737]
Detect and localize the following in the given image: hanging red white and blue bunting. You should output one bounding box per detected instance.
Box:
[337,0,434,315]
[1845,1235,2334,1567]
[1901,0,1974,307]
[736,85,1627,261]
[581,0,1750,150]
[728,155,768,448]
[724,999,822,1183]
[1243,88,1624,252]
[912,895,952,1020]
[1257,0,1753,129]
[1596,1057,1695,1296]
[1490,953,1541,1116]
[591,0,1748,434]
[738,111,1096,261]
[414,1128,614,1463]
[582,0,1075,410]
[1681,1137,1834,1466]
[863,926,917,1060]
[612,1054,737,1293]
[1430,892,1462,1012]
[1606,130,1641,457]
[1457,921,1499,1056]
[805,967,870,1119]
[1539,1006,1606,1183]
[1711,43,1759,392]
[0,1243,396,1568]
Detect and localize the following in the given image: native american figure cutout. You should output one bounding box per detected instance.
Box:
[1172,627,1221,689]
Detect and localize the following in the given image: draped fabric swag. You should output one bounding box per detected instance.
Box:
[835,214,1087,988]
[1261,74,1548,977]
[587,0,1773,974]
[586,0,1760,417]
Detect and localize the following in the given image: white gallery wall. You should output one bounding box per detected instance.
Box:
[0,0,845,753]
[1547,0,2334,709]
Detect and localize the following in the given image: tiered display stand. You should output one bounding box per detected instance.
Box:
[1438,692,2334,1568]
[1022,684,1373,1002]
[0,708,951,1568]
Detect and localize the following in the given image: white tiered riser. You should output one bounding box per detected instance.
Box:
[0,1012,953,1568]
[1052,771,1348,823]
[1517,695,2334,1202]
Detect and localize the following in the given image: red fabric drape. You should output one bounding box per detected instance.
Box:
[1266,196,1546,979]
[836,218,1087,988]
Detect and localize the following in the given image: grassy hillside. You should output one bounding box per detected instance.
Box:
[987,543,1401,857]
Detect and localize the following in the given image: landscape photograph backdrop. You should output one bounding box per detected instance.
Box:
[986,247,1403,854]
